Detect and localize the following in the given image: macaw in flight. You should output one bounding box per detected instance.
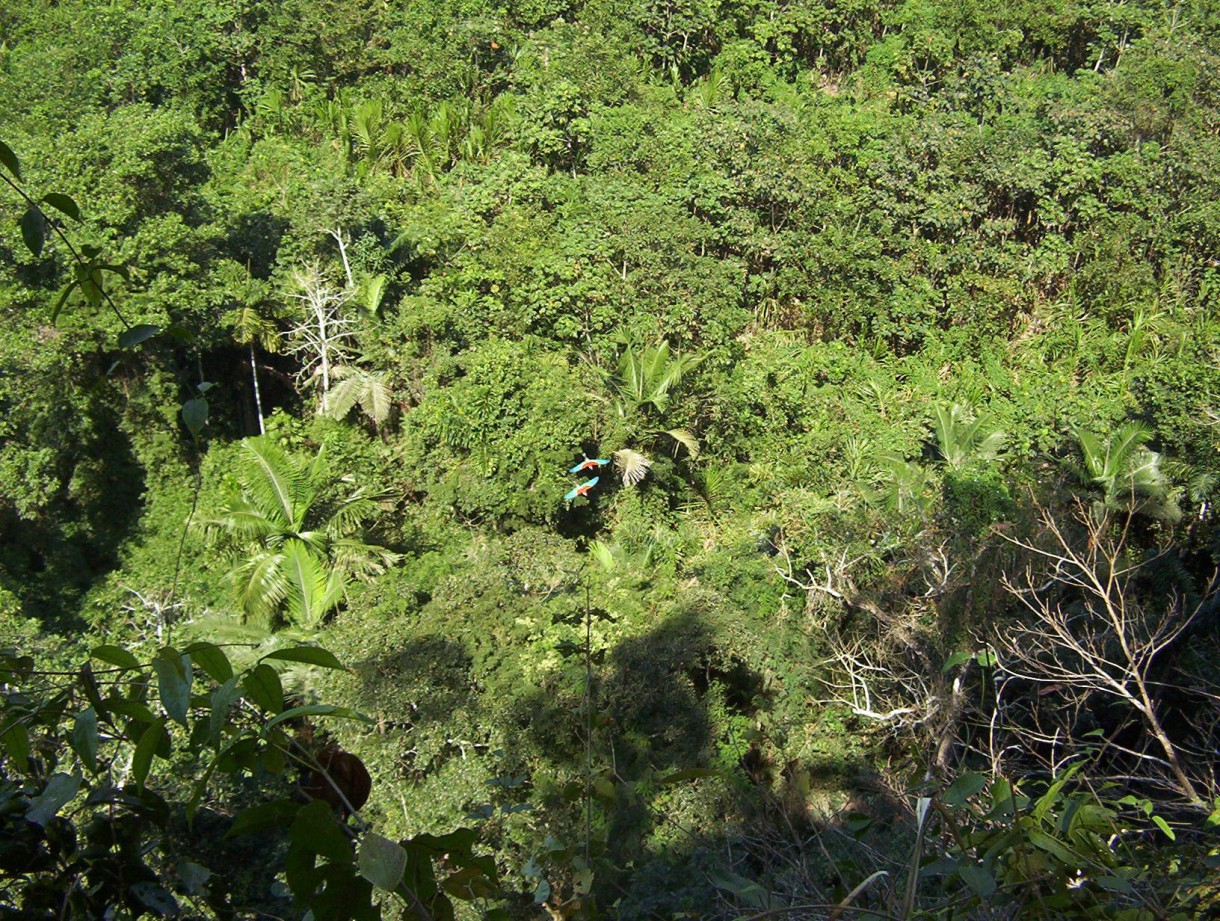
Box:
[570,455,609,474]
[564,477,599,501]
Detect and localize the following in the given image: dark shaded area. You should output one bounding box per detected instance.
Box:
[0,403,144,631]
[222,211,290,279]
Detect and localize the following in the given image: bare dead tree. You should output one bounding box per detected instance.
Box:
[287,263,356,414]
[993,501,1218,808]
[776,541,969,768]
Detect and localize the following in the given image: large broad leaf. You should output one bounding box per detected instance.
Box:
[264,703,364,733]
[131,882,180,917]
[182,397,208,438]
[183,642,234,683]
[226,798,300,838]
[209,677,243,744]
[19,206,45,256]
[261,646,346,671]
[133,719,169,790]
[359,833,407,890]
[0,139,21,178]
[942,772,988,808]
[243,663,284,713]
[118,324,161,350]
[92,644,141,669]
[71,708,99,773]
[152,650,192,726]
[26,773,82,826]
[291,799,352,863]
[2,723,30,771]
[41,192,80,221]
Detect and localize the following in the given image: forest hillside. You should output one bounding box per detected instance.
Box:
[2,1,1219,918]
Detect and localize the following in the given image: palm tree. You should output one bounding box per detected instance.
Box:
[218,262,280,435]
[590,343,704,491]
[932,403,1006,470]
[202,438,398,630]
[610,341,701,418]
[602,342,704,470]
[1074,422,1178,520]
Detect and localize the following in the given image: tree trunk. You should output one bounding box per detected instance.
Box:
[249,343,265,435]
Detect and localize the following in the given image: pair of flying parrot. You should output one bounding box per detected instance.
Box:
[564,455,608,501]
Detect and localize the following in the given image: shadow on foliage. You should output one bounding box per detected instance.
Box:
[223,212,289,279]
[351,635,475,733]
[0,407,144,631]
[496,606,899,917]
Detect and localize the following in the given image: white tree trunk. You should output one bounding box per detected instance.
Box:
[249,342,265,435]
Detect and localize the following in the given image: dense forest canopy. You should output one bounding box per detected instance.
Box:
[2,0,1219,917]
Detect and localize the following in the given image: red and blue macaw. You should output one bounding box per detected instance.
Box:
[564,477,599,501]
[570,455,609,473]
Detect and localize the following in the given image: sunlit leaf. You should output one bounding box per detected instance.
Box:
[243,663,284,713]
[943,772,987,807]
[118,324,161,350]
[71,708,99,773]
[261,646,346,671]
[1,723,30,772]
[133,718,168,790]
[264,703,364,733]
[152,650,191,726]
[183,642,234,683]
[359,833,407,890]
[91,644,141,669]
[26,773,81,826]
[182,397,209,438]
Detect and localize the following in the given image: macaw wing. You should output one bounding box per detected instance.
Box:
[587,476,600,487]
[564,485,580,500]
[570,461,590,473]
[591,458,609,466]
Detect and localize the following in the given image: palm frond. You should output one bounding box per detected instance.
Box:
[589,539,619,571]
[238,438,307,531]
[662,428,700,459]
[209,503,281,543]
[614,448,652,487]
[281,541,346,630]
[329,537,401,579]
[231,549,290,626]
[934,403,1005,469]
[326,366,393,426]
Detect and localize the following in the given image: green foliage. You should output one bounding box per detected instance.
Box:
[6,1,1220,916]
[201,437,398,628]
[1075,421,1178,519]
[932,402,1007,470]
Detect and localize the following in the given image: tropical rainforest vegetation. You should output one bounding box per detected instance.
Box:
[2,0,1220,917]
